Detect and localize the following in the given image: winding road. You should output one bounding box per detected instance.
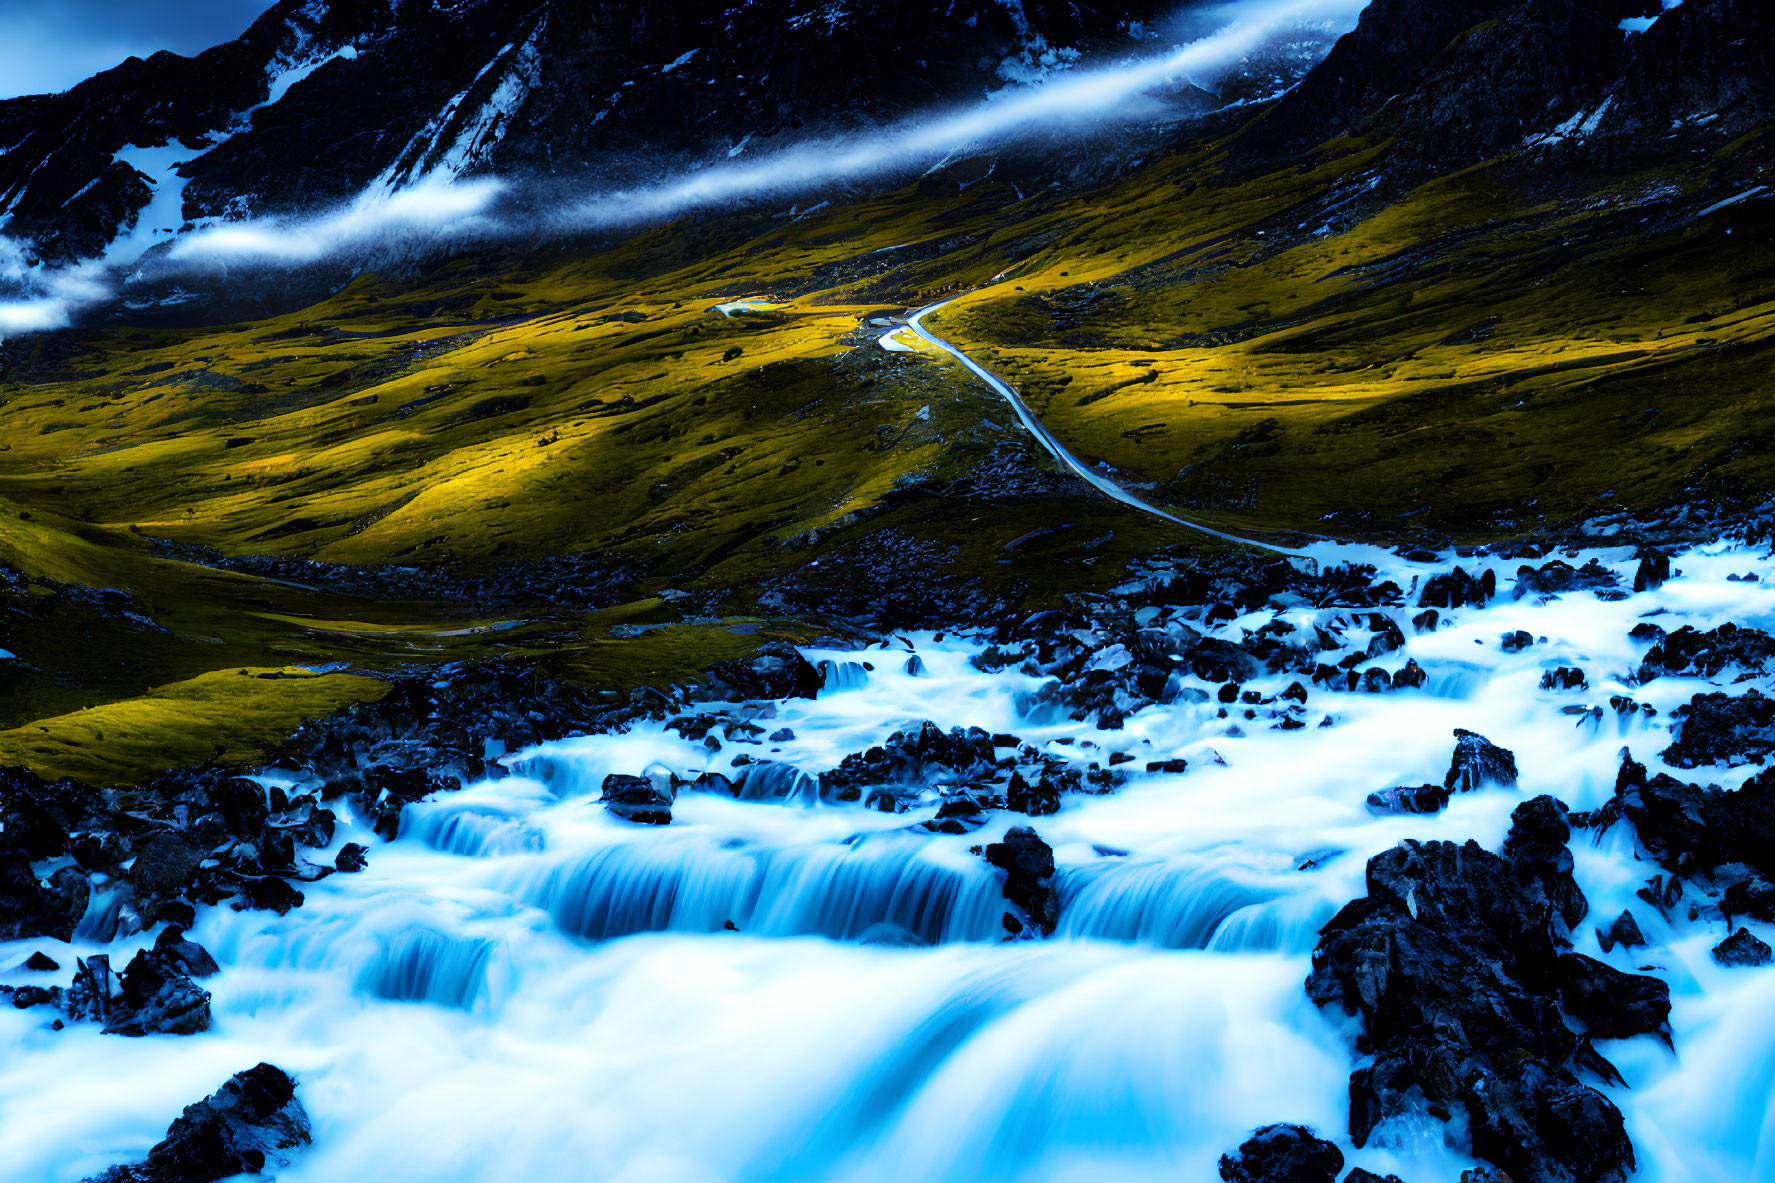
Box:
[895,299,1310,558]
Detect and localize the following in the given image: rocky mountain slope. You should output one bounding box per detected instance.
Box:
[0,0,1170,264]
[1245,0,1775,163]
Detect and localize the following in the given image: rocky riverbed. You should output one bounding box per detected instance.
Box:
[4,537,1775,1181]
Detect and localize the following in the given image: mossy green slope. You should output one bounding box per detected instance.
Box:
[2,122,1772,780]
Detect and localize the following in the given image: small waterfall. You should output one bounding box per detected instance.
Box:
[1056,860,1282,950]
[74,886,130,943]
[360,929,497,1009]
[819,659,872,694]
[403,805,546,856]
[529,835,1002,945]
[735,761,820,803]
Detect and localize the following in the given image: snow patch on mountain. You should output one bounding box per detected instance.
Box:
[106,144,194,265]
[374,16,547,192]
[1621,0,1684,34]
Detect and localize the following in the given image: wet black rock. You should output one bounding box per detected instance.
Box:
[984,826,1059,937]
[1513,558,1623,600]
[1391,660,1427,690]
[1419,566,1495,610]
[54,949,213,1037]
[1556,951,1672,1041]
[1633,550,1672,594]
[233,876,304,915]
[1005,771,1061,816]
[24,951,60,972]
[1412,608,1440,633]
[1364,615,1405,659]
[206,776,270,837]
[1662,689,1775,768]
[286,664,603,788]
[129,831,203,922]
[1505,794,1592,939]
[1366,784,1450,815]
[1583,750,1775,902]
[1501,629,1536,653]
[1445,728,1518,793]
[921,796,989,835]
[106,949,214,1036]
[350,765,465,841]
[0,768,86,858]
[1637,623,1775,683]
[0,847,91,942]
[1308,796,1669,1183]
[703,644,824,703]
[153,927,221,978]
[1596,910,1646,954]
[1217,1124,1343,1183]
[1712,927,1772,967]
[600,774,673,825]
[1540,666,1587,691]
[819,721,998,803]
[85,1062,311,1182]
[1343,1171,1404,1183]
[334,843,369,873]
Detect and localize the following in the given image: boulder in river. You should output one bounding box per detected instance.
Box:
[701,643,823,702]
[129,831,203,923]
[1308,796,1669,1183]
[1005,771,1061,816]
[1712,927,1772,967]
[1444,728,1518,794]
[601,774,673,825]
[1418,566,1494,610]
[1637,623,1775,683]
[1365,784,1450,815]
[1513,557,1621,600]
[1633,549,1671,593]
[0,847,90,942]
[153,926,220,978]
[99,949,214,1036]
[984,826,1059,937]
[1581,750,1775,916]
[1662,689,1775,768]
[1596,910,1646,954]
[1217,1124,1343,1183]
[83,1062,311,1182]
[1540,666,1587,691]
[0,767,86,858]
[819,721,998,801]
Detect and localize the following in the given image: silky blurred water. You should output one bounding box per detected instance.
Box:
[3,541,1773,1180]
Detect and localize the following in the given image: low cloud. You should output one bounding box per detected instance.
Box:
[0,0,1368,337]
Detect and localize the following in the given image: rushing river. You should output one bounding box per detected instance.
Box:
[4,541,1775,1181]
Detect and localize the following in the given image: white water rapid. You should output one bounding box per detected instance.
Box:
[4,540,1775,1181]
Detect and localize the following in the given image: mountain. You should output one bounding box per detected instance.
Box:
[1247,0,1775,163]
[0,0,1171,265]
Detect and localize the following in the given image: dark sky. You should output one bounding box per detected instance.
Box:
[0,0,277,99]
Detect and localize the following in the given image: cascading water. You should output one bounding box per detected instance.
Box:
[4,540,1775,1180]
